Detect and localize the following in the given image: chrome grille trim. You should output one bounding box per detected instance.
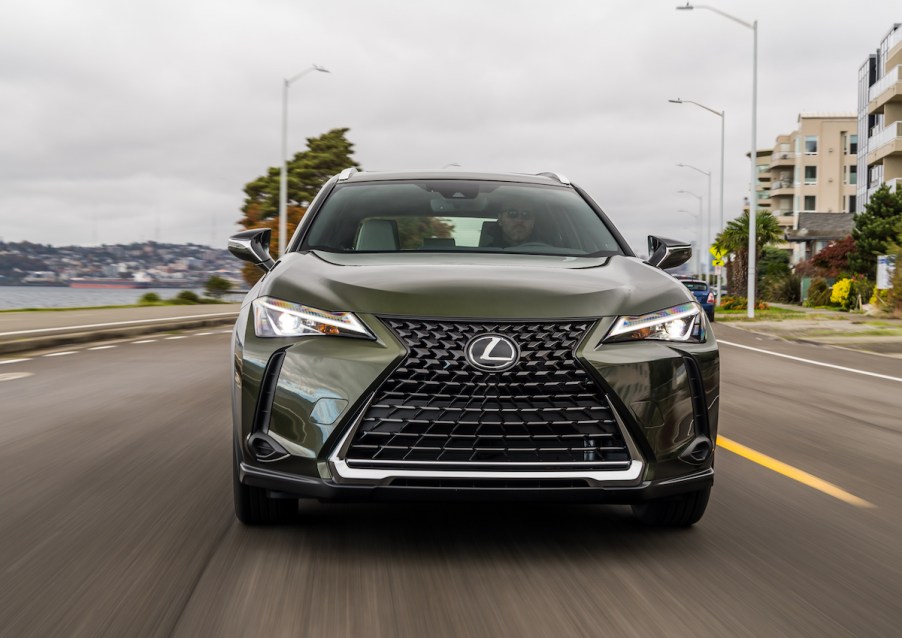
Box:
[342,319,633,470]
[329,320,646,487]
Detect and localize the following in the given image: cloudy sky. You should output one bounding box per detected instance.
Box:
[2,0,899,254]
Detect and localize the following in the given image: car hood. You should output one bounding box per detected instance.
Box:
[257,251,693,319]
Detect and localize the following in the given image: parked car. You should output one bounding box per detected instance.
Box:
[229,169,719,527]
[677,277,715,321]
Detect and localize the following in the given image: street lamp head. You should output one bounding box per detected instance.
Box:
[676,3,694,10]
[313,64,330,73]
[668,98,683,104]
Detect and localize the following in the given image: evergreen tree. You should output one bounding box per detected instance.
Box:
[849,184,902,279]
[237,128,360,284]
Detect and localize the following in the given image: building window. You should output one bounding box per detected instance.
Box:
[804,166,817,184]
[848,165,857,185]
[849,194,857,213]
[805,136,818,154]
[849,134,858,155]
[804,195,816,211]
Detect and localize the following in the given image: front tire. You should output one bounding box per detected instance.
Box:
[631,486,711,527]
[233,443,297,525]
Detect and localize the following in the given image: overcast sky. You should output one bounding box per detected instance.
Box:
[2,0,899,255]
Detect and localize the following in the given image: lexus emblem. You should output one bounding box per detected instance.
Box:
[465,334,520,372]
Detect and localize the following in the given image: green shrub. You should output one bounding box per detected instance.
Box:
[804,278,835,307]
[170,290,201,305]
[719,296,769,311]
[139,292,161,305]
[761,272,801,304]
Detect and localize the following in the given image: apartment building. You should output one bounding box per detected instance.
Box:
[858,23,902,209]
[761,114,857,263]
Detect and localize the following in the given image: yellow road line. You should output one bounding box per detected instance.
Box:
[716,435,875,509]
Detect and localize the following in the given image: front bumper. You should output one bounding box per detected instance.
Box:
[239,461,714,503]
[233,310,719,500]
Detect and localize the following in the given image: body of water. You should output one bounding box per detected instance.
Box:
[0,286,246,310]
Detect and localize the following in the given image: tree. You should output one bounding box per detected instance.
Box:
[849,183,902,279]
[714,210,783,296]
[237,128,360,284]
[204,275,233,299]
[758,245,790,280]
[810,235,856,277]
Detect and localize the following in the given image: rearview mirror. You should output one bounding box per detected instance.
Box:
[228,228,275,272]
[646,235,691,270]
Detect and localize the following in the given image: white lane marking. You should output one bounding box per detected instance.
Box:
[0,358,32,365]
[194,332,214,336]
[132,339,156,344]
[0,312,239,337]
[719,339,902,384]
[165,336,187,340]
[88,345,117,350]
[43,351,77,357]
[0,372,33,382]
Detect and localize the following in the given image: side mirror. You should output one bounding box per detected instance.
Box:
[228,228,275,272]
[647,235,692,270]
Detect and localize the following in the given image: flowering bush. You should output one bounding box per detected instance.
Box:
[830,278,852,307]
[830,276,874,311]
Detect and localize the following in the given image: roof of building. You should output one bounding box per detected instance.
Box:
[784,213,854,242]
[796,112,856,120]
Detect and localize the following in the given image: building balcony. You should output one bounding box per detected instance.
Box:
[886,27,902,64]
[868,65,902,114]
[768,152,796,168]
[866,121,902,163]
[770,181,794,196]
[775,213,794,228]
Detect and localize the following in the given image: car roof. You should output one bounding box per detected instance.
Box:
[676,278,708,285]
[338,169,572,187]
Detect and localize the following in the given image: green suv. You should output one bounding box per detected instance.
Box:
[229,170,719,526]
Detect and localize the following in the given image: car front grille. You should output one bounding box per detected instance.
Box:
[343,319,631,471]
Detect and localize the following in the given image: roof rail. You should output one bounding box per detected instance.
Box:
[536,171,571,185]
[337,167,359,181]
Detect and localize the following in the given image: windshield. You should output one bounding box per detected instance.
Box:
[301,180,625,257]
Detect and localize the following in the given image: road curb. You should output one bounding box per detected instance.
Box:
[0,315,237,355]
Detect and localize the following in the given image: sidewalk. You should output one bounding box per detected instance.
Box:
[0,304,241,355]
[720,304,902,357]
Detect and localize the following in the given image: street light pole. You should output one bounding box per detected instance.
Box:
[677,3,757,317]
[678,190,704,277]
[676,163,711,282]
[668,99,725,301]
[279,64,330,259]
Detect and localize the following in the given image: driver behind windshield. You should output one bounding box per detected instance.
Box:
[497,204,537,247]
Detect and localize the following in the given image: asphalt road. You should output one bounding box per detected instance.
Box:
[1,324,900,637]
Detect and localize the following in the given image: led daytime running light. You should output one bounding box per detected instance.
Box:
[608,302,698,338]
[253,297,372,338]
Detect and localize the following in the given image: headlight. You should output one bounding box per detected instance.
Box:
[252,297,374,339]
[604,302,704,343]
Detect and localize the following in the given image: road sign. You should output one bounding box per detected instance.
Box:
[712,258,725,267]
[709,246,727,259]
